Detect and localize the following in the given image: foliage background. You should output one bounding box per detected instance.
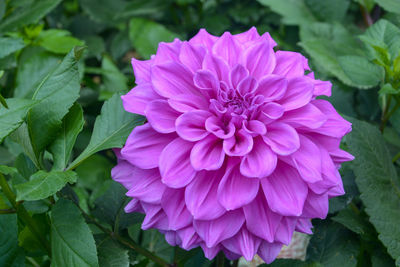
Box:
[1,0,400,266]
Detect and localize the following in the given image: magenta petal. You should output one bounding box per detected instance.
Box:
[124,199,142,213]
[222,228,261,261]
[190,135,225,170]
[255,75,287,102]
[176,110,211,141]
[141,203,169,230]
[178,227,201,250]
[330,148,355,163]
[237,76,258,96]
[218,160,259,210]
[243,193,282,242]
[159,138,196,188]
[145,100,180,133]
[274,217,296,245]
[312,100,352,137]
[242,120,266,136]
[261,162,308,216]
[185,171,225,220]
[121,84,160,115]
[230,64,249,88]
[131,58,152,84]
[279,103,327,129]
[205,116,236,139]
[234,27,260,43]
[202,53,230,84]
[153,39,181,64]
[189,29,218,50]
[212,32,242,67]
[152,62,199,98]
[194,209,245,247]
[279,77,313,111]
[296,219,313,234]
[121,124,176,169]
[240,137,277,178]
[161,188,192,230]
[262,102,285,120]
[263,122,300,156]
[241,41,276,79]
[287,135,322,183]
[302,191,329,219]
[273,51,308,78]
[258,242,283,264]
[223,129,253,156]
[179,42,206,73]
[200,244,221,259]
[168,93,209,113]
[124,168,165,204]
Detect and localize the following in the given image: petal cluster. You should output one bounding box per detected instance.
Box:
[112,27,353,263]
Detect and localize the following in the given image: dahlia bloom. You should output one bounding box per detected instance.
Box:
[112,27,353,263]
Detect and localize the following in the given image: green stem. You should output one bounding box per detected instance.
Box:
[0,208,16,214]
[0,173,51,254]
[380,95,400,132]
[392,151,400,163]
[216,253,225,267]
[359,4,373,27]
[74,202,169,267]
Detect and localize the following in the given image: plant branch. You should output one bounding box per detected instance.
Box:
[359,4,373,27]
[0,173,51,254]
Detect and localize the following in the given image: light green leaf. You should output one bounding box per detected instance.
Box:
[97,238,129,267]
[50,199,99,267]
[375,0,400,14]
[346,118,400,265]
[37,29,85,54]
[14,46,62,99]
[257,0,317,25]
[15,170,77,201]
[27,47,83,155]
[0,165,17,175]
[304,0,350,22]
[359,19,400,59]
[129,17,179,58]
[379,83,399,95]
[0,0,62,32]
[338,55,384,88]
[0,37,25,59]
[10,123,39,168]
[99,55,128,100]
[49,103,84,170]
[0,93,7,108]
[0,98,36,143]
[299,23,365,87]
[67,93,144,170]
[332,208,375,239]
[0,214,25,267]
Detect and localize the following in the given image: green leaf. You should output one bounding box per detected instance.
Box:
[359,19,400,59]
[99,55,128,100]
[299,23,365,87]
[0,93,8,108]
[0,165,18,175]
[37,29,85,54]
[0,98,37,143]
[0,37,25,59]
[50,199,99,267]
[14,46,62,99]
[0,214,25,267]
[129,17,179,58]
[304,0,350,22]
[346,118,400,265]
[75,154,112,189]
[27,47,83,155]
[306,220,359,267]
[257,0,317,25]
[79,0,127,24]
[355,0,376,12]
[49,103,84,170]
[0,0,62,32]
[338,55,384,88]
[379,83,399,95]
[68,93,145,170]
[10,123,40,168]
[92,182,143,231]
[97,237,129,267]
[332,207,375,240]
[375,0,400,14]
[15,170,77,201]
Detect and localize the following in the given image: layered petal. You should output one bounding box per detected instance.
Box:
[145,99,180,133]
[176,110,211,141]
[190,135,225,170]
[263,122,300,156]
[121,83,160,115]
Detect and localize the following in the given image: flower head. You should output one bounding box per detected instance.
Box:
[112,27,353,263]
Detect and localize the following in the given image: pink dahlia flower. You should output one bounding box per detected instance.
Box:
[112,27,353,263]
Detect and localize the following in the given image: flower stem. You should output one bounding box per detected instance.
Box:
[0,173,51,254]
[216,253,225,267]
